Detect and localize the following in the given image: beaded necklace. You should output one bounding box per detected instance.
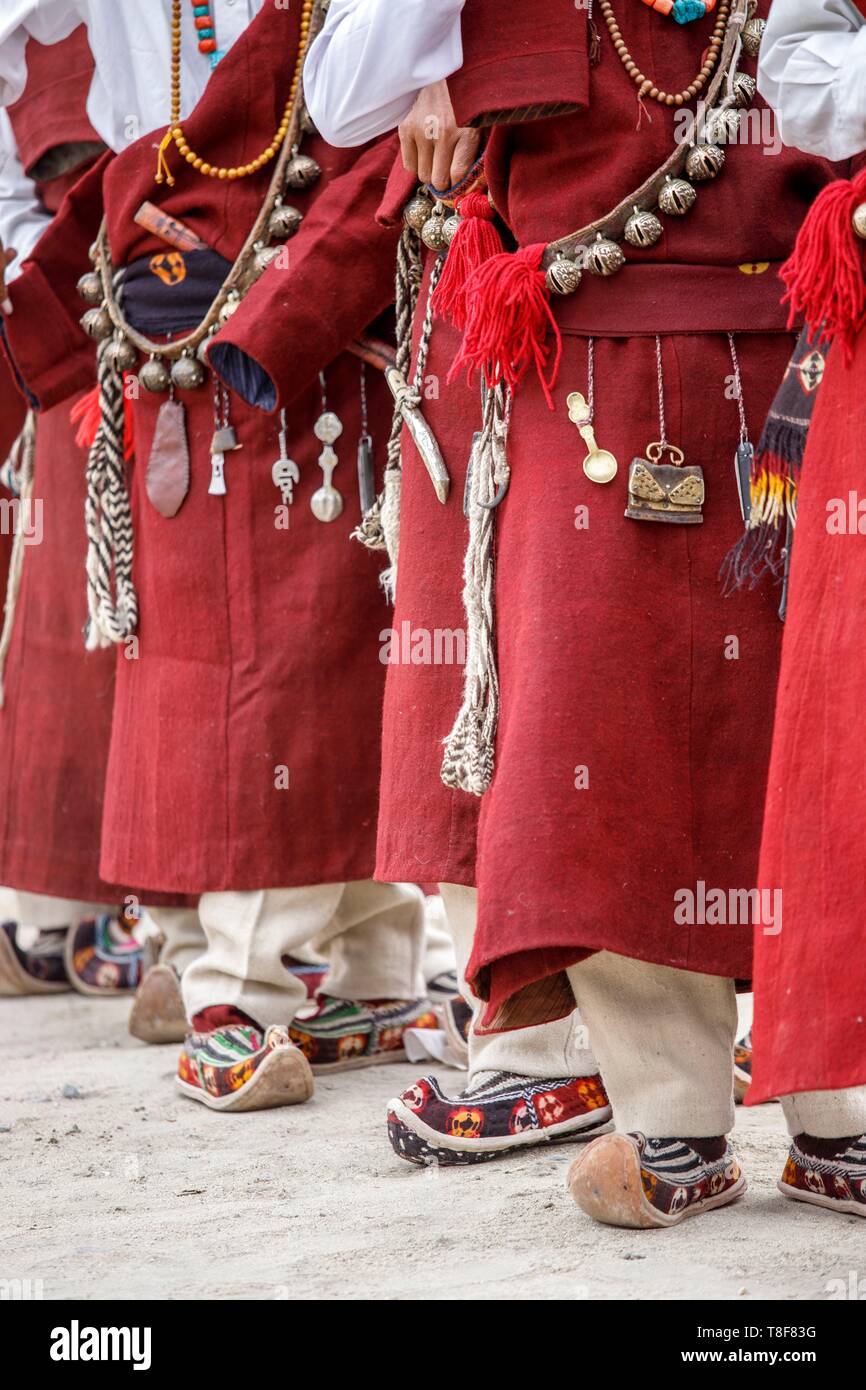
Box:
[155,0,311,186]
[191,1,226,68]
[600,0,731,106]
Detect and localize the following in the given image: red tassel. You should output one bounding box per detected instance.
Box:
[432,191,504,331]
[70,380,136,461]
[449,243,562,408]
[781,167,866,361]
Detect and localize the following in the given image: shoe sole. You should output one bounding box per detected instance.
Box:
[176,1046,314,1112]
[0,930,70,996]
[311,1047,414,1075]
[777,1180,866,1219]
[387,1096,614,1166]
[128,965,187,1045]
[568,1132,747,1229]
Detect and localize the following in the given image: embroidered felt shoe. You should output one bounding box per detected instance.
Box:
[568,1132,746,1228]
[65,913,143,996]
[734,1029,752,1103]
[387,1071,613,1166]
[176,1023,314,1112]
[129,963,187,1044]
[778,1136,866,1219]
[0,922,70,996]
[290,995,438,1072]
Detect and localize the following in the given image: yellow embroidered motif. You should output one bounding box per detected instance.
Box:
[737,262,771,275]
[149,251,187,286]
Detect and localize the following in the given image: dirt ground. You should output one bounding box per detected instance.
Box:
[1,992,861,1302]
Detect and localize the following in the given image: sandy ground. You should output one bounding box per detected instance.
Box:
[1,992,861,1302]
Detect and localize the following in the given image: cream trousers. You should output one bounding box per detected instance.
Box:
[439,884,598,1082]
[169,880,426,1028]
[443,885,866,1138]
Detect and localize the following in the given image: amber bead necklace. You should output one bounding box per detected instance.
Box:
[155,0,313,185]
[598,0,731,106]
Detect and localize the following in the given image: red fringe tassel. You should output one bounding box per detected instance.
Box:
[449,243,562,409]
[781,167,866,361]
[432,191,505,331]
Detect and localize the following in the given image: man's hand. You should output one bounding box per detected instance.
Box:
[0,240,16,313]
[398,80,481,192]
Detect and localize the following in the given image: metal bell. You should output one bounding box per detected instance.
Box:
[170,353,206,391]
[741,17,766,58]
[658,176,696,216]
[254,244,280,276]
[624,207,663,249]
[268,203,303,239]
[219,293,241,325]
[853,203,866,240]
[443,214,462,247]
[703,108,741,145]
[404,193,435,232]
[284,152,321,189]
[587,235,626,277]
[108,334,138,372]
[732,73,757,109]
[545,256,582,295]
[421,204,449,251]
[81,307,113,341]
[299,106,317,136]
[77,271,102,304]
[685,143,725,182]
[140,356,170,393]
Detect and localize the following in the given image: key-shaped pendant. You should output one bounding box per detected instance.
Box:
[209,424,241,497]
[272,410,300,506]
[567,392,618,485]
[357,434,376,516]
[311,410,344,523]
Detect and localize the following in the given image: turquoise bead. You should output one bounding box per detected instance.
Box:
[672,0,707,20]
[198,27,214,39]
[193,6,210,15]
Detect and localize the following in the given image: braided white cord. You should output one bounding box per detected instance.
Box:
[84,337,138,648]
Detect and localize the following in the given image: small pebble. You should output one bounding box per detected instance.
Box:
[62,1084,83,1100]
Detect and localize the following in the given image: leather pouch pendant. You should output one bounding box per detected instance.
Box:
[625,442,704,525]
[145,399,190,518]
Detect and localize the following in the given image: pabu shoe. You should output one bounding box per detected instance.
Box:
[129,963,187,1045]
[778,1136,866,1219]
[388,1071,613,1166]
[568,1132,746,1229]
[734,1029,752,1104]
[65,914,143,996]
[0,922,70,996]
[289,995,438,1073]
[176,1023,314,1112]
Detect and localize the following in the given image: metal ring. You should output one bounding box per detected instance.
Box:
[477,477,510,510]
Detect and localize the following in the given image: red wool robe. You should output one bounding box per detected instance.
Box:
[4,6,401,895]
[0,30,133,905]
[372,0,837,1022]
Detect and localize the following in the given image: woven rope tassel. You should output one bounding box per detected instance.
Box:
[440,385,507,797]
[352,225,423,593]
[0,412,37,709]
[84,337,138,649]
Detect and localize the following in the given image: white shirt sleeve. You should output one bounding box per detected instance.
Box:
[759,0,866,160]
[0,0,82,107]
[304,0,466,147]
[0,110,50,278]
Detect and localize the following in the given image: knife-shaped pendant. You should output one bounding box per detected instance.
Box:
[385,366,450,504]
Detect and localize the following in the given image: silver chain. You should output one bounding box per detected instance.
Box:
[727,332,749,444]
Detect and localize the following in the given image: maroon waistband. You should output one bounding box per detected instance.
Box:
[553,261,797,337]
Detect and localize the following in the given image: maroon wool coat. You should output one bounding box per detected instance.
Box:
[0,32,129,905]
[373,0,836,1022]
[5,6,400,894]
[749,328,866,1104]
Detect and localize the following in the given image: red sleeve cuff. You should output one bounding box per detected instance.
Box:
[2,261,96,411]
